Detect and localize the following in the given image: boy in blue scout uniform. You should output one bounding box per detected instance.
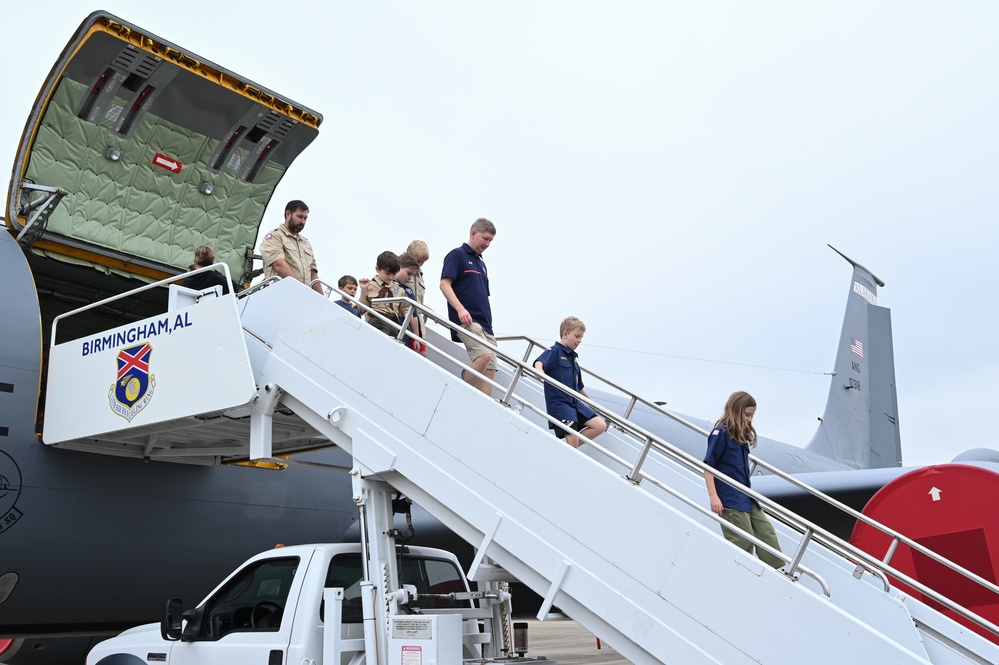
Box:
[396,253,426,355]
[533,317,608,448]
[334,275,362,317]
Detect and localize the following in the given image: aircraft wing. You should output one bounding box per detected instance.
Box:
[5,11,321,286]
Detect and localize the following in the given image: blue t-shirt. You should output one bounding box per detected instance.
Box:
[440,243,491,339]
[534,341,596,424]
[703,425,757,513]
[335,299,362,317]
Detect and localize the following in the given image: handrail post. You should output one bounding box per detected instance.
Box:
[623,395,638,420]
[520,341,536,365]
[501,367,523,407]
[882,537,901,566]
[785,527,814,579]
[504,340,545,407]
[396,307,415,343]
[625,437,654,484]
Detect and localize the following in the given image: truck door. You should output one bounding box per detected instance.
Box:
[170,556,300,665]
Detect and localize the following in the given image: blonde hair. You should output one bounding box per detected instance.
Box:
[193,245,216,267]
[405,240,430,263]
[715,391,758,447]
[559,316,586,336]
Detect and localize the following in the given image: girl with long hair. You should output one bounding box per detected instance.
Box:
[703,391,783,568]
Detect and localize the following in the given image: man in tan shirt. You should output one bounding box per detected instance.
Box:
[260,200,324,294]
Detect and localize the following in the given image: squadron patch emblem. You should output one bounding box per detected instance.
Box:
[0,450,23,535]
[109,343,156,422]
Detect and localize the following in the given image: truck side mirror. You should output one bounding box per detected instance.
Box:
[161,598,183,641]
[180,606,204,642]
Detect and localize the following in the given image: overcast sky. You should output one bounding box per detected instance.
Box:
[4,2,997,467]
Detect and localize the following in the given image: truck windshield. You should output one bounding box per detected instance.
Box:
[326,553,470,622]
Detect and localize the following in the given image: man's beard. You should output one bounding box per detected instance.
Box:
[289,222,306,234]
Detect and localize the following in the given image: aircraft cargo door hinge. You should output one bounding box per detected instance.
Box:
[249,383,283,460]
[15,182,70,247]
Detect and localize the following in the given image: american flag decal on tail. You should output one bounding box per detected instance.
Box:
[850,338,864,357]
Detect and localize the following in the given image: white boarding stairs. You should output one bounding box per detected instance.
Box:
[44,277,999,665]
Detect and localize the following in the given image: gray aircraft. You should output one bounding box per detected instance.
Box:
[3,10,997,665]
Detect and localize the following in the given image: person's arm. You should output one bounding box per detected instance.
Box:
[533,350,555,381]
[310,268,323,295]
[440,277,472,325]
[355,278,369,307]
[704,433,725,514]
[268,257,296,280]
[704,472,724,514]
[407,314,427,355]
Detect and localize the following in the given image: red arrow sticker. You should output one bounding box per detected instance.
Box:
[152,152,182,173]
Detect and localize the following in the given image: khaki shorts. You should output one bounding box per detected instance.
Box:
[459,322,499,371]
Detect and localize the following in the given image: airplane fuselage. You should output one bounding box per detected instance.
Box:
[0,230,368,636]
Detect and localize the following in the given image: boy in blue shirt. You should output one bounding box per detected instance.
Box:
[334,275,362,317]
[396,253,426,355]
[533,317,607,448]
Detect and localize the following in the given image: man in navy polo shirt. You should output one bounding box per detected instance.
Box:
[440,218,497,396]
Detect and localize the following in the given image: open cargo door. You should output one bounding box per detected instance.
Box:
[5,10,322,286]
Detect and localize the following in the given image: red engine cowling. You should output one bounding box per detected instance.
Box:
[850,463,999,645]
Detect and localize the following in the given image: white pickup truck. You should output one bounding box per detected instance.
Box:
[86,543,502,665]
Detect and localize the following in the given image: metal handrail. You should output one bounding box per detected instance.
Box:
[344,302,843,598]
[749,454,999,601]
[239,275,281,298]
[85,273,999,630]
[49,262,235,347]
[497,334,709,435]
[49,275,999,639]
[492,337,999,633]
[310,291,829,587]
[634,456,833,596]
[336,291,999,639]
[312,283,603,447]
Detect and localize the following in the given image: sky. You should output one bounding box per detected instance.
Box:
[3,2,997,466]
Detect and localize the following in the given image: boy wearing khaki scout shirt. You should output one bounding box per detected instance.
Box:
[260,199,324,294]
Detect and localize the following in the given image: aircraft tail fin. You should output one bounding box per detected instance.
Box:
[805,246,902,469]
